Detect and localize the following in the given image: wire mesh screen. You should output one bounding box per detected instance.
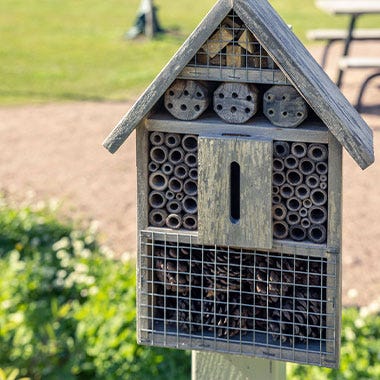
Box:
[138,231,339,367]
[180,11,289,85]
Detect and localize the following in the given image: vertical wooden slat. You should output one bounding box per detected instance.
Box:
[198,135,272,248]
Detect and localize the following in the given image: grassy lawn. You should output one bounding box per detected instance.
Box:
[1,0,380,105]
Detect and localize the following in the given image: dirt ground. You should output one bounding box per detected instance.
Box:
[0,43,379,307]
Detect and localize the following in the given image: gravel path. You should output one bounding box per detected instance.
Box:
[1,43,379,306]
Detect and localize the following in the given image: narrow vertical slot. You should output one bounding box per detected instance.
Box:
[230,161,240,223]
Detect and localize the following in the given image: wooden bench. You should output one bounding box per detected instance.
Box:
[307,29,380,68]
[338,57,380,111]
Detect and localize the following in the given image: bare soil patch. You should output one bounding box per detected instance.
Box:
[0,43,379,306]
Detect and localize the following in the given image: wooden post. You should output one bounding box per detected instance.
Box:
[192,352,286,380]
[144,0,154,38]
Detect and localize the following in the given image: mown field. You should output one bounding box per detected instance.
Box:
[1,0,380,104]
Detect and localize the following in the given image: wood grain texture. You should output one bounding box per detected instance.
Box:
[201,26,234,58]
[102,0,233,153]
[198,135,272,249]
[238,29,255,54]
[226,44,244,67]
[192,352,286,380]
[234,0,374,169]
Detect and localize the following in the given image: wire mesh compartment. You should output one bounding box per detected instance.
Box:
[138,230,339,367]
[180,11,289,85]
[272,141,329,245]
[148,132,198,230]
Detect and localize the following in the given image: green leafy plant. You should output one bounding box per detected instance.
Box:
[0,198,190,379]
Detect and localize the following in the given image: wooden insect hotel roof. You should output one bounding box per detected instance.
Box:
[103,0,374,170]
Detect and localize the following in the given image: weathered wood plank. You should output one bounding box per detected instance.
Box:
[201,25,234,58]
[234,0,374,169]
[198,135,272,249]
[192,352,286,380]
[145,115,330,143]
[103,0,233,153]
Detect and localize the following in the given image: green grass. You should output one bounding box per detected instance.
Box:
[1,0,380,105]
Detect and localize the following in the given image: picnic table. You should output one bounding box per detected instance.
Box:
[315,0,380,87]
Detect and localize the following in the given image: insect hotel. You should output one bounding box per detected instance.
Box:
[104,0,374,369]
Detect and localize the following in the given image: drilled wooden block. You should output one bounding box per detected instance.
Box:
[213,82,259,124]
[263,85,308,127]
[237,29,255,54]
[164,80,209,121]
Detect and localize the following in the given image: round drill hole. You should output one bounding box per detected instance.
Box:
[219,93,225,99]
[232,92,238,98]
[297,112,303,117]
[169,90,174,96]
[194,105,200,111]
[167,103,173,109]
[282,95,287,100]
[196,92,202,98]
[267,94,273,101]
[180,104,187,111]
[246,95,252,101]
[184,90,189,96]
[245,108,251,114]
[268,109,274,115]
[231,106,237,113]
[216,104,223,111]
[282,111,288,117]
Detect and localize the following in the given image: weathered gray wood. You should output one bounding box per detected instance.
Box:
[146,115,330,143]
[213,82,259,123]
[164,79,209,120]
[102,0,233,153]
[263,85,308,127]
[192,352,286,380]
[178,65,288,85]
[234,0,374,169]
[198,135,272,249]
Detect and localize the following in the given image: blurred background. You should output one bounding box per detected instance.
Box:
[0,0,379,379]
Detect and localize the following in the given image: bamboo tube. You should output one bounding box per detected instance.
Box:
[150,131,165,146]
[320,174,328,183]
[303,199,312,209]
[299,158,315,176]
[273,221,289,239]
[149,209,167,227]
[299,207,308,218]
[309,206,327,224]
[289,225,307,241]
[165,214,182,229]
[168,147,185,165]
[182,196,198,214]
[184,152,197,167]
[273,158,285,172]
[305,174,320,189]
[165,190,175,201]
[295,184,310,200]
[308,224,327,244]
[183,214,198,230]
[286,197,302,212]
[320,182,327,190]
[307,144,328,162]
[272,204,287,221]
[272,194,281,204]
[166,200,182,214]
[148,162,159,172]
[310,189,327,206]
[189,168,198,180]
[273,141,290,158]
[168,177,183,193]
[182,135,198,152]
[184,179,198,196]
[162,162,174,176]
[284,155,299,170]
[150,146,168,164]
[291,142,307,158]
[301,218,311,229]
[149,171,168,191]
[165,133,181,149]
[176,192,184,201]
[280,184,294,199]
[273,172,286,187]
[272,186,280,195]
[148,191,166,209]
[286,169,303,186]
[316,162,328,175]
[174,164,189,180]
[286,212,301,225]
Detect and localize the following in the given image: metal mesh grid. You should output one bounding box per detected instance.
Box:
[182,11,289,85]
[138,230,338,367]
[272,141,329,244]
[148,132,198,231]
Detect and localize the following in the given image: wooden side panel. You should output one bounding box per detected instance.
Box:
[198,135,272,249]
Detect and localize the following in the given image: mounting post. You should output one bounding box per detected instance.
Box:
[192,352,286,380]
